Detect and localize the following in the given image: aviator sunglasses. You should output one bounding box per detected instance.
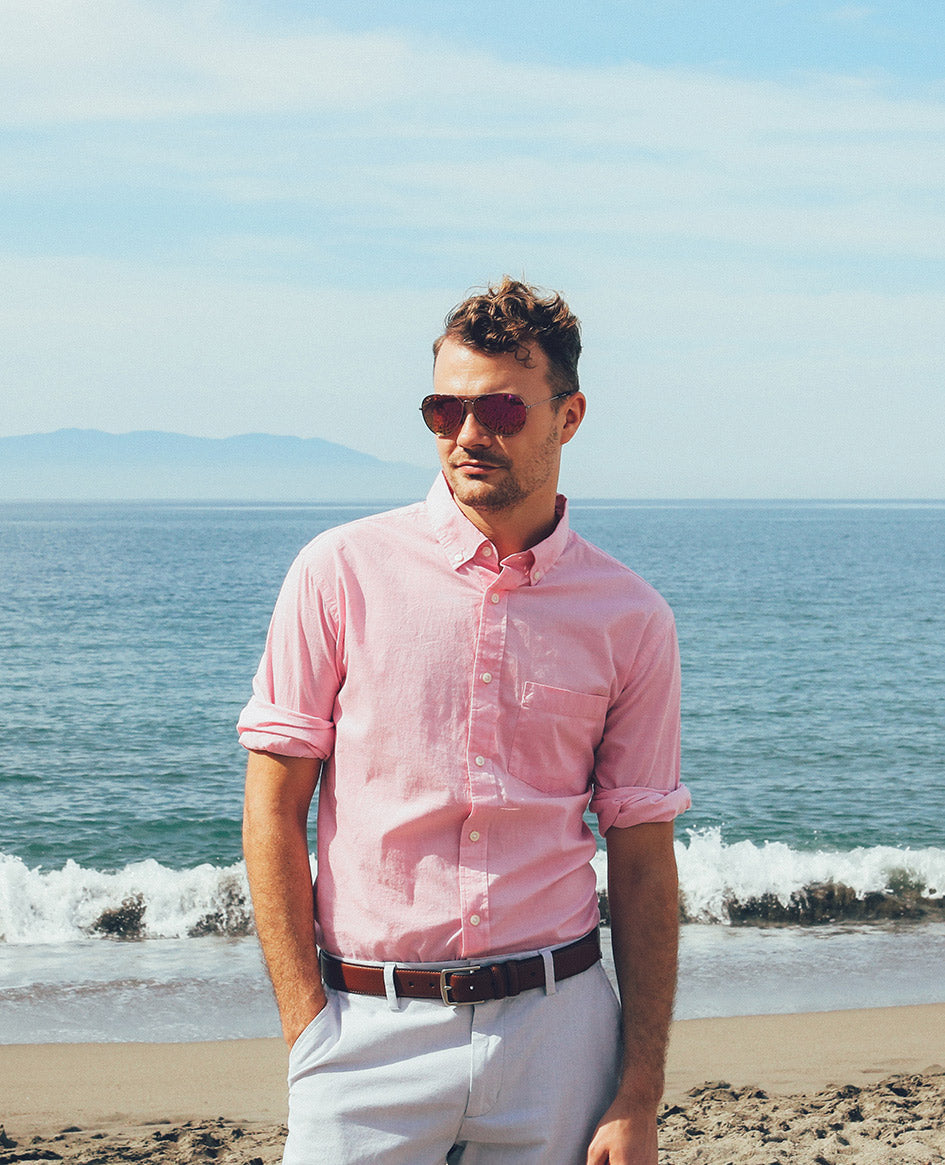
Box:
[420,391,571,437]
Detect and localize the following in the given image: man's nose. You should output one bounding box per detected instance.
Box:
[454,405,492,446]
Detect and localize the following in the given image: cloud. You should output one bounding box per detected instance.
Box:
[0,0,519,124]
[3,2,943,270]
[3,1,943,132]
[824,5,876,24]
[2,3,943,495]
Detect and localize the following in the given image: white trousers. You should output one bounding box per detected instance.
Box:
[283,961,622,1165]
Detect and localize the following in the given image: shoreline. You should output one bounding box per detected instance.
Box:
[3,1004,943,1162]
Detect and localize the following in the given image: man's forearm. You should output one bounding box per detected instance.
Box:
[243,751,325,1047]
[586,822,679,1164]
[608,823,679,1107]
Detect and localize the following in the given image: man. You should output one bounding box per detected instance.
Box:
[239,277,690,1164]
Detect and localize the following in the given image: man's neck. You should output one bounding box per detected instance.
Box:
[452,496,560,562]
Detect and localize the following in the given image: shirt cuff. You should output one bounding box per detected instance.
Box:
[591,782,692,835]
[236,696,335,759]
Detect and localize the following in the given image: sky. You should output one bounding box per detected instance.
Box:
[2,0,943,497]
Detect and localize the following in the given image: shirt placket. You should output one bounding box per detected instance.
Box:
[458,559,521,955]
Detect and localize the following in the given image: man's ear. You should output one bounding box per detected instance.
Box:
[559,392,587,446]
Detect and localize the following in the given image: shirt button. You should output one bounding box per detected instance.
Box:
[490,593,500,604]
[469,914,481,926]
[481,545,493,557]
[453,552,464,564]
[469,830,481,842]
[533,569,543,582]
[475,755,485,766]
[481,672,492,684]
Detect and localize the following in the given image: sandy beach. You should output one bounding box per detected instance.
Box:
[3,1003,943,1163]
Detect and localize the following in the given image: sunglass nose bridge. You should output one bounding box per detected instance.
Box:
[454,398,498,439]
[450,398,483,432]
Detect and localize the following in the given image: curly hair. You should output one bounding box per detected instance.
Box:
[433,276,582,396]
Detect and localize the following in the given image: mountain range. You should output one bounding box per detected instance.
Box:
[0,430,434,501]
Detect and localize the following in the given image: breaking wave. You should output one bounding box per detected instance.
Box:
[0,854,254,943]
[603,829,945,925]
[3,828,945,945]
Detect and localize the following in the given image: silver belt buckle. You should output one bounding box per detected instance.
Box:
[439,965,481,1006]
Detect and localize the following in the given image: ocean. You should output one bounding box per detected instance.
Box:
[2,497,944,1043]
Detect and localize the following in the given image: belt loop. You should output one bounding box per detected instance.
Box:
[539,947,556,995]
[383,962,402,1011]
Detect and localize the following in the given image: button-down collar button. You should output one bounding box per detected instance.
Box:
[474,755,485,767]
[469,830,481,842]
[481,545,493,557]
[452,552,464,564]
[481,672,492,684]
[532,568,543,582]
[469,914,481,926]
[490,593,500,604]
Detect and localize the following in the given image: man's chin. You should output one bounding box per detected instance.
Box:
[448,473,518,513]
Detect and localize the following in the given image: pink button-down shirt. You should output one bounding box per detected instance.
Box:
[238,475,690,963]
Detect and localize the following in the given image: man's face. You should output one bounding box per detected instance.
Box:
[430,338,583,518]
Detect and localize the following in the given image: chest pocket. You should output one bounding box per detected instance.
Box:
[508,681,609,796]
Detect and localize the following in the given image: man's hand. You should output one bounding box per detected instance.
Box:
[586,1095,659,1164]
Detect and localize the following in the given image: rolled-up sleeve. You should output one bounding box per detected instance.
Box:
[590,605,691,834]
[237,547,342,759]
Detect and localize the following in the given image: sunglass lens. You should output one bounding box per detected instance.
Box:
[475,394,526,436]
[421,395,464,435]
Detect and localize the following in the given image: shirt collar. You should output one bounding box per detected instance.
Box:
[425,473,571,584]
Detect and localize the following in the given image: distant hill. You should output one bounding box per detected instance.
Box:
[0,430,435,501]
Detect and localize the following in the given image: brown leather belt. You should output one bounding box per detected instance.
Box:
[320,928,601,1006]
